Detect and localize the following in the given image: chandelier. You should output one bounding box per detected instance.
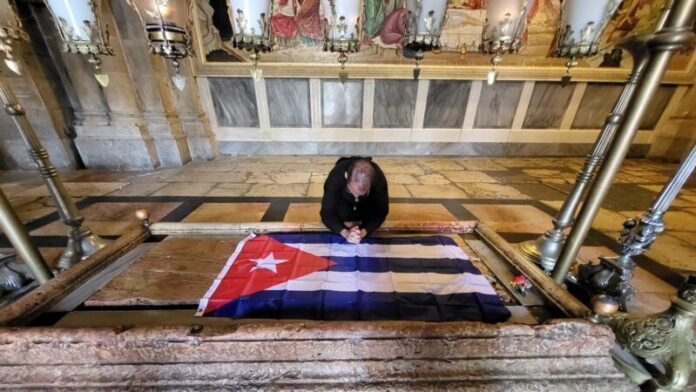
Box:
[228,0,273,81]
[44,0,115,87]
[405,0,449,80]
[551,0,623,84]
[323,0,361,82]
[0,0,26,75]
[128,0,194,91]
[480,0,535,85]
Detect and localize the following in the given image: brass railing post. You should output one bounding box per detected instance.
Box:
[517,2,672,272]
[552,0,696,283]
[0,79,107,271]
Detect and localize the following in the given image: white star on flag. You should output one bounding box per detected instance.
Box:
[249,252,287,274]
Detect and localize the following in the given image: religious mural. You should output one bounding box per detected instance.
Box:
[195,0,689,70]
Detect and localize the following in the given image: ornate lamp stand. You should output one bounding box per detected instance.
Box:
[517,0,666,272]
[578,144,696,309]
[552,0,696,284]
[0,79,107,271]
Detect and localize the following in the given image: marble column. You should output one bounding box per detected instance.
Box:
[109,0,192,167]
[32,1,160,170]
[0,4,77,170]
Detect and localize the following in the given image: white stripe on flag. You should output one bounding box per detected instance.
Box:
[284,242,469,260]
[265,271,497,296]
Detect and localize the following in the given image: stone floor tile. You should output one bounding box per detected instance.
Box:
[440,171,499,183]
[377,163,426,176]
[270,172,311,184]
[458,183,531,200]
[284,203,320,223]
[416,174,451,185]
[30,202,180,236]
[16,182,128,197]
[306,183,324,197]
[162,170,242,183]
[419,160,464,171]
[128,168,183,183]
[106,182,168,196]
[246,174,275,184]
[592,209,633,232]
[0,182,47,197]
[386,203,456,222]
[662,211,696,232]
[310,173,328,183]
[456,159,507,171]
[387,173,420,185]
[246,184,307,197]
[183,203,269,223]
[406,184,469,199]
[151,182,217,197]
[645,234,696,272]
[205,183,251,197]
[508,183,568,201]
[666,231,696,244]
[462,204,553,233]
[389,184,412,198]
[485,172,540,184]
[68,171,141,183]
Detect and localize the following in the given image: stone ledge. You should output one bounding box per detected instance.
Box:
[0,320,637,390]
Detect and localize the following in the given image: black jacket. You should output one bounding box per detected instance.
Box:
[320,157,389,236]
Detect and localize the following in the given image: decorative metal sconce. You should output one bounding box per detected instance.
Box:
[405,0,449,80]
[44,0,114,87]
[322,0,361,83]
[480,0,535,85]
[551,0,623,85]
[0,0,25,75]
[228,0,273,82]
[128,0,194,91]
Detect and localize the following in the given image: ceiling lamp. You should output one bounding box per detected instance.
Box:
[128,0,194,91]
[551,0,623,85]
[480,0,535,85]
[228,0,273,81]
[322,0,361,83]
[0,0,25,75]
[405,0,448,80]
[44,0,115,87]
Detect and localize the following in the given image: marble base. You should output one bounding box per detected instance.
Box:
[0,138,76,170]
[181,118,217,161]
[157,138,190,167]
[74,131,157,170]
[219,141,651,158]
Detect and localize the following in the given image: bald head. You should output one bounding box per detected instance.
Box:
[347,159,375,197]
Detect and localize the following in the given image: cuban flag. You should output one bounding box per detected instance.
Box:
[197,233,510,323]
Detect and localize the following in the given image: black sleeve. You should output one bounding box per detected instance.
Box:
[320,166,347,235]
[360,173,389,237]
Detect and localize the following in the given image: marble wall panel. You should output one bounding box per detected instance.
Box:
[266,78,311,128]
[523,82,576,129]
[424,81,471,129]
[474,82,523,129]
[640,85,676,129]
[322,80,363,127]
[209,77,258,127]
[374,80,418,128]
[572,83,623,129]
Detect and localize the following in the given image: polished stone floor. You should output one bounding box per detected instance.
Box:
[1,156,694,317]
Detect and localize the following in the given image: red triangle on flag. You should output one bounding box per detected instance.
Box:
[204,235,336,313]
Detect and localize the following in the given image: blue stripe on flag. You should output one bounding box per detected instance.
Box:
[324,256,482,275]
[268,233,459,246]
[206,290,510,323]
